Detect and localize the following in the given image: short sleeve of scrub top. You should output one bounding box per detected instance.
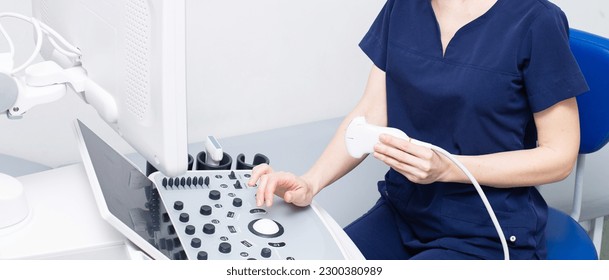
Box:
[358,0,589,260]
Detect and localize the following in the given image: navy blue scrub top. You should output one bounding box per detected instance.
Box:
[360,0,589,259]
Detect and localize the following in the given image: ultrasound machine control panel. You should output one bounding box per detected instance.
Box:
[76,120,349,260]
[149,170,345,260]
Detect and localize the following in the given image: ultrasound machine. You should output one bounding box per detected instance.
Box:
[0,0,363,260]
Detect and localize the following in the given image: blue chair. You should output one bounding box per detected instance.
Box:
[545,29,609,260]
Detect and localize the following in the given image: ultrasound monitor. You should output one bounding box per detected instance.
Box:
[31,0,188,176]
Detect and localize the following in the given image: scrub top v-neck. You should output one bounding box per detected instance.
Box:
[359,0,588,259]
[428,0,503,57]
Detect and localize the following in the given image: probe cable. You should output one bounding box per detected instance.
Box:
[412,139,510,260]
[0,12,81,74]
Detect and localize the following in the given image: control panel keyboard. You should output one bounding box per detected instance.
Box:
[149,170,345,260]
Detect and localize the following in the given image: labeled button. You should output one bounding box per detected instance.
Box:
[268,242,286,248]
[249,208,267,214]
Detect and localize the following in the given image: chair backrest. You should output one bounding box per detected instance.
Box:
[545,29,609,260]
[570,29,609,154]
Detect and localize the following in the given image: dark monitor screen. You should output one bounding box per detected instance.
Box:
[77,120,181,260]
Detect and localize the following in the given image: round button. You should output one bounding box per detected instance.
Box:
[209,190,221,200]
[261,248,272,258]
[197,251,208,260]
[185,225,195,235]
[219,242,231,254]
[509,235,517,242]
[248,218,284,238]
[203,223,216,234]
[173,201,184,210]
[200,205,212,216]
[233,198,242,207]
[191,238,201,248]
[179,213,189,223]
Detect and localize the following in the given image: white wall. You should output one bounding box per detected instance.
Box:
[0,0,383,167]
[185,0,383,143]
[0,0,608,168]
[552,0,609,37]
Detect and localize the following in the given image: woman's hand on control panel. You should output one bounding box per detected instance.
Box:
[248,164,315,208]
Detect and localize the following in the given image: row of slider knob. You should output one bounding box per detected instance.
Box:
[162,176,210,188]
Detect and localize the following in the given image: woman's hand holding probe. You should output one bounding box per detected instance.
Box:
[373,134,455,185]
[247,164,317,208]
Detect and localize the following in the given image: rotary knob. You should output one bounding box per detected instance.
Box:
[173,201,184,210]
[197,251,208,260]
[185,225,195,235]
[209,190,221,200]
[179,213,189,223]
[261,248,272,258]
[200,205,212,216]
[233,198,242,207]
[203,223,216,234]
[191,238,202,248]
[219,242,231,254]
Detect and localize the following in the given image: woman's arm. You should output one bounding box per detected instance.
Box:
[249,65,388,207]
[374,97,580,188]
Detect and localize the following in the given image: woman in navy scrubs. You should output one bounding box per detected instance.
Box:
[248,0,588,260]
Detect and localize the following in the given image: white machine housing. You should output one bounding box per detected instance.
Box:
[31,0,188,177]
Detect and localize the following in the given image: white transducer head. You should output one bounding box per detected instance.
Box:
[345,116,409,158]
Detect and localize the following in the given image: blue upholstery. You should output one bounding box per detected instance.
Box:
[546,208,597,260]
[570,29,609,154]
[545,29,609,260]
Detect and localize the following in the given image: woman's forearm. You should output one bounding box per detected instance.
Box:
[447,98,580,188]
[302,66,388,195]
